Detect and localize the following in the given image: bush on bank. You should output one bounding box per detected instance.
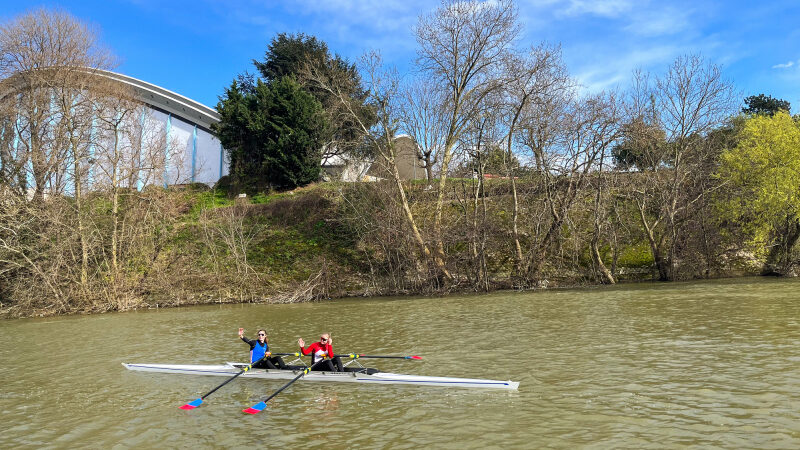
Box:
[1,173,784,319]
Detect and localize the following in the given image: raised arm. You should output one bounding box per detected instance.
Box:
[298,338,310,355]
[239,328,252,344]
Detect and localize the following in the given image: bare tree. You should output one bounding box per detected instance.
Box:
[0,8,115,201]
[521,92,621,284]
[500,43,570,277]
[589,137,617,284]
[305,52,437,277]
[415,0,519,280]
[459,107,504,289]
[624,55,736,280]
[199,201,262,279]
[399,78,446,184]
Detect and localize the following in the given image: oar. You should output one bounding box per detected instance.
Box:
[179,356,268,410]
[272,352,422,360]
[242,367,311,414]
[340,354,422,360]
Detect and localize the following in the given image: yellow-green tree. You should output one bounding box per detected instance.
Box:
[716,111,800,275]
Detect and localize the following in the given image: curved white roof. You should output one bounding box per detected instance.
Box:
[0,67,220,131]
[92,69,220,130]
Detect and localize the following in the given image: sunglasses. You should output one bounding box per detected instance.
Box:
[258,333,266,336]
[320,337,328,341]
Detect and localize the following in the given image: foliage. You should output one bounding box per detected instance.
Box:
[742,94,791,116]
[254,32,374,153]
[716,112,800,248]
[255,33,348,84]
[483,145,520,175]
[611,117,668,170]
[214,77,326,191]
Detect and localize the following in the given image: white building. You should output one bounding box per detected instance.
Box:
[97,70,228,185]
[0,68,229,194]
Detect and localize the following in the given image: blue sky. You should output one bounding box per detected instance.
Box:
[2,1,798,112]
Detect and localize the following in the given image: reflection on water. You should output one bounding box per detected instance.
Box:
[309,392,340,413]
[1,277,799,448]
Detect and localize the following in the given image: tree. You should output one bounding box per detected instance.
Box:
[214,77,326,191]
[262,77,327,188]
[500,43,570,277]
[716,111,800,275]
[415,0,519,280]
[0,9,200,315]
[742,94,790,116]
[255,32,337,83]
[256,33,373,159]
[1,8,113,296]
[0,8,115,201]
[521,92,621,283]
[459,109,504,289]
[611,116,668,171]
[623,55,737,280]
[305,51,437,278]
[399,77,446,184]
[483,145,519,174]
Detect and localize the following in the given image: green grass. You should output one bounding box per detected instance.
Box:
[617,241,655,267]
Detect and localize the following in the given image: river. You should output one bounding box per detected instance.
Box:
[1,277,799,448]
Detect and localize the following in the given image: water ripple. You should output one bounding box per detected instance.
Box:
[1,277,799,448]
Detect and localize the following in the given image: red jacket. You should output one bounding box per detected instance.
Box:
[300,342,333,363]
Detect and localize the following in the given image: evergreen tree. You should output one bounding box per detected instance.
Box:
[214,78,326,191]
[254,33,374,155]
[742,94,791,116]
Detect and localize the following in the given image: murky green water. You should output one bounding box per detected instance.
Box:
[1,277,799,448]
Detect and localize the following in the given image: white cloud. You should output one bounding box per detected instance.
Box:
[772,61,795,69]
[562,0,635,17]
[572,45,679,93]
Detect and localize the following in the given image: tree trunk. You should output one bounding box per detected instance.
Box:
[391,161,438,277]
[425,162,434,186]
[591,232,615,284]
[762,217,800,276]
[636,200,670,281]
[73,148,88,287]
[432,134,456,281]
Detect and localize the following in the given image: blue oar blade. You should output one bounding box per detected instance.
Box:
[179,398,203,410]
[243,401,267,415]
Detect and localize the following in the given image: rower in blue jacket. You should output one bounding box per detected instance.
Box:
[238,328,288,369]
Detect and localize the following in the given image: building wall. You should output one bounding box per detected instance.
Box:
[365,135,426,181]
[149,109,227,186]
[0,70,229,192]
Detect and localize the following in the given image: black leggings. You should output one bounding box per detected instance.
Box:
[310,356,343,372]
[253,356,288,370]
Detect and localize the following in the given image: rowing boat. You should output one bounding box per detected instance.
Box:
[122,362,520,390]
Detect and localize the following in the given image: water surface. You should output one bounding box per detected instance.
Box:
[1,277,799,448]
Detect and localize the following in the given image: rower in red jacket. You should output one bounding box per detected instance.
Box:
[298,333,344,372]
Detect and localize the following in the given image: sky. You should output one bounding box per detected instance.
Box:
[1,0,798,112]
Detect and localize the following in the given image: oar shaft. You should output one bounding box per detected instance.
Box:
[201,368,246,399]
[243,367,311,414]
[180,355,268,409]
[264,370,305,403]
[272,352,421,360]
[341,354,419,359]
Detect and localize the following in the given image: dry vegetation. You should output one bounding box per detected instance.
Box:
[0,4,790,318]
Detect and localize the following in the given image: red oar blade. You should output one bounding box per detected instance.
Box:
[179,398,203,410]
[243,401,267,415]
[407,355,422,360]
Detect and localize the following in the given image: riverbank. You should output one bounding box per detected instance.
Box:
[2,179,777,319]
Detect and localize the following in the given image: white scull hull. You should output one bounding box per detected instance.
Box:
[122,362,519,390]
